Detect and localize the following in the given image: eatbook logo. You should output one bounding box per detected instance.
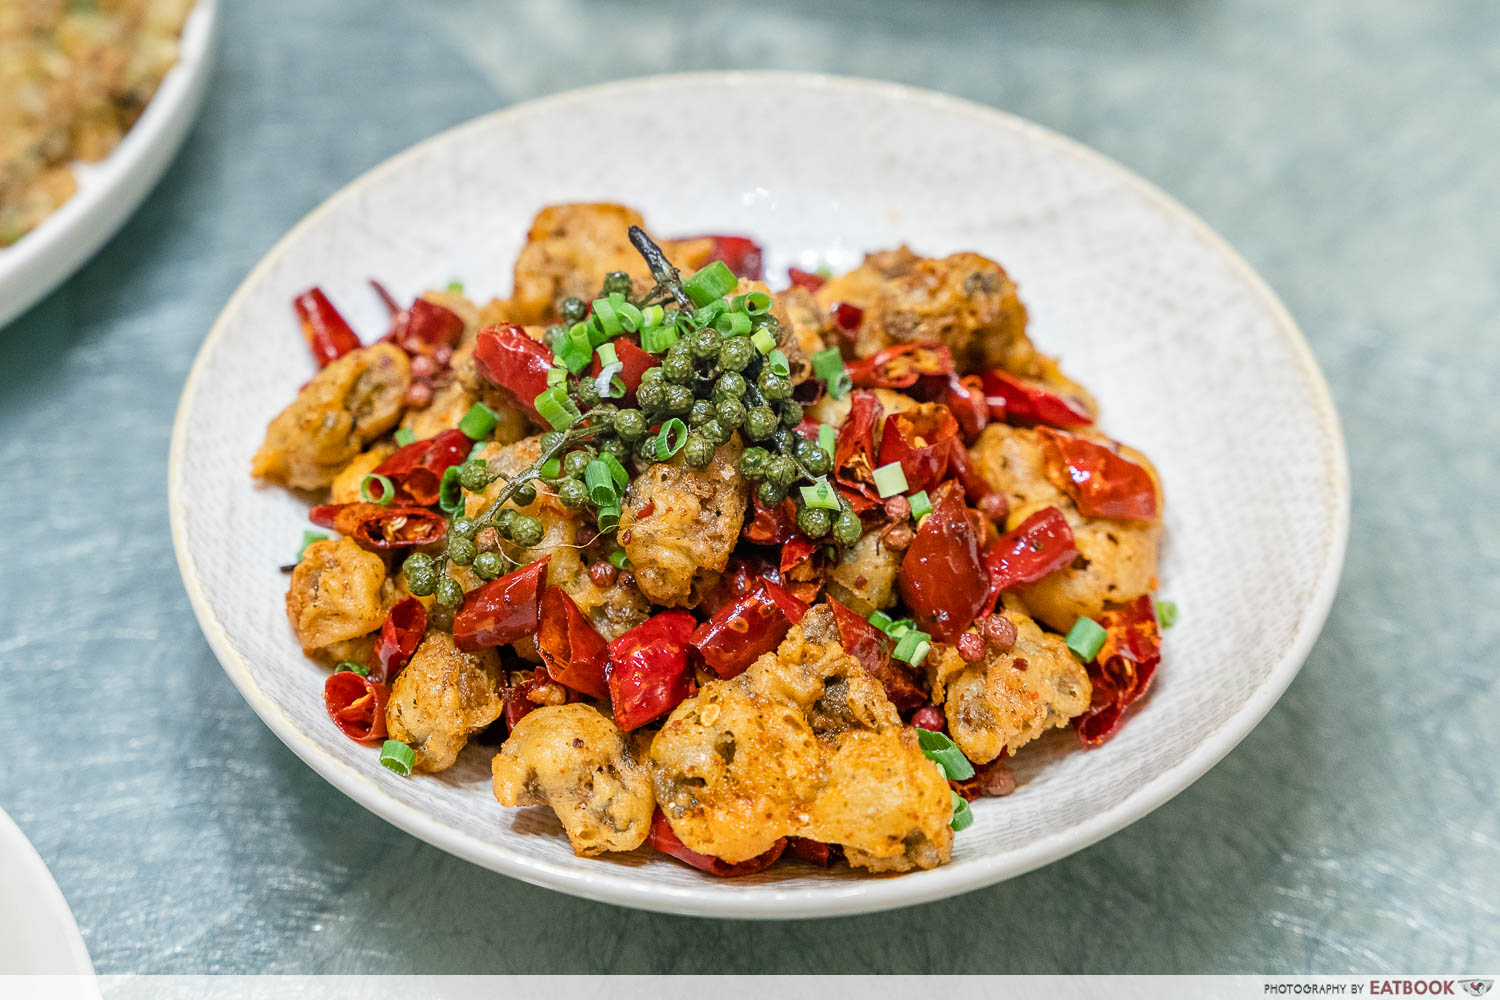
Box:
[1462,982,1493,997]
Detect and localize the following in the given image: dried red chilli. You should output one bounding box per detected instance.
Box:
[827,597,927,712]
[308,502,446,551]
[980,370,1093,429]
[370,428,471,506]
[647,810,785,877]
[980,506,1079,613]
[1036,428,1159,520]
[294,288,362,367]
[785,837,838,867]
[452,557,548,652]
[535,586,610,699]
[472,324,554,421]
[830,302,864,339]
[387,297,464,357]
[742,496,800,545]
[323,672,389,743]
[876,405,960,495]
[588,336,655,402]
[686,234,765,281]
[786,268,826,292]
[944,442,1000,509]
[374,597,427,684]
[832,391,884,512]
[1075,595,1162,747]
[898,482,988,643]
[606,610,698,731]
[691,580,807,680]
[939,374,990,442]
[846,342,954,390]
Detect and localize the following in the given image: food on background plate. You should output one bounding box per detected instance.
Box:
[0,0,196,246]
[253,201,1170,876]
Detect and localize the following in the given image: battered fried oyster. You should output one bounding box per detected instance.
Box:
[285,538,389,655]
[649,605,954,872]
[385,631,504,772]
[492,704,656,856]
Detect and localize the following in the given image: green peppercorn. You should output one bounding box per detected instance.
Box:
[495,507,520,535]
[688,327,720,359]
[403,552,435,576]
[562,449,593,477]
[560,296,587,324]
[434,576,464,609]
[689,399,716,426]
[661,352,694,384]
[511,515,544,548]
[793,438,823,466]
[511,482,538,507]
[663,384,694,415]
[539,430,566,453]
[556,478,589,509]
[634,435,658,464]
[446,535,476,566]
[772,455,800,487]
[803,446,833,477]
[640,366,665,385]
[574,377,601,408]
[758,480,789,505]
[718,338,754,372]
[544,323,567,348]
[798,506,833,538]
[759,371,792,401]
[772,428,796,455]
[636,381,665,411]
[614,408,646,441]
[683,433,715,468]
[472,551,503,580]
[752,313,782,338]
[745,406,778,441]
[405,566,438,597]
[590,401,618,421]
[715,397,747,428]
[833,510,863,546]
[739,446,770,479]
[697,419,726,445]
[451,517,480,539]
[714,371,748,399]
[457,460,491,492]
[778,399,804,428]
[602,271,633,297]
[598,436,629,461]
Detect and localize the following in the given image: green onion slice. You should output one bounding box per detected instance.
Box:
[608,549,631,570]
[641,324,679,354]
[694,299,727,327]
[811,347,844,381]
[297,530,329,562]
[595,342,619,368]
[534,385,579,431]
[1065,617,1108,661]
[438,466,465,514]
[800,478,840,510]
[1157,600,1179,628]
[767,349,791,377]
[917,728,976,781]
[445,280,464,293]
[750,328,776,354]
[828,371,852,400]
[867,610,895,633]
[655,418,688,460]
[555,325,593,374]
[641,304,664,327]
[893,630,931,666]
[592,298,622,337]
[394,427,416,447]
[546,366,567,387]
[950,791,974,832]
[584,460,618,507]
[458,401,499,440]
[599,452,629,491]
[716,311,751,336]
[684,260,738,306]
[539,457,562,480]
[884,617,917,638]
[742,291,773,315]
[379,739,416,776]
[872,462,909,498]
[818,423,837,459]
[908,490,932,521]
[334,661,370,677]
[359,473,395,506]
[467,439,488,462]
[616,301,643,333]
[596,504,621,533]
[594,361,624,398]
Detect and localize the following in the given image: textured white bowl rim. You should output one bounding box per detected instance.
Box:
[0,808,95,977]
[168,71,1350,919]
[0,0,218,330]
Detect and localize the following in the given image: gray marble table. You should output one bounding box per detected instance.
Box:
[1,0,1495,975]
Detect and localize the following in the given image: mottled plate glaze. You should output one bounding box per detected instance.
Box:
[169,73,1348,918]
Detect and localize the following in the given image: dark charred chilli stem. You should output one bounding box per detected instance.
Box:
[628,225,693,310]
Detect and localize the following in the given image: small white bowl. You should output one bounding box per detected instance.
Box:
[169,73,1348,918]
[0,0,219,330]
[0,808,94,979]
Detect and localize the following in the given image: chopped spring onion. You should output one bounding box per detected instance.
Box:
[684,260,738,306]
[616,301,643,333]
[640,323,679,353]
[1158,600,1179,628]
[800,478,839,510]
[1065,617,1108,662]
[908,490,932,521]
[359,473,395,506]
[596,504,621,533]
[334,661,369,677]
[893,630,931,666]
[297,531,328,561]
[534,385,579,431]
[750,328,776,354]
[867,610,895,633]
[546,366,567,387]
[715,311,751,336]
[466,439,488,462]
[872,462,909,498]
[595,342,619,368]
[766,349,791,377]
[818,423,836,459]
[595,361,624,398]
[445,280,464,293]
[394,427,416,447]
[741,290,773,315]
[950,791,974,832]
[555,325,592,374]
[584,460,618,507]
[539,457,562,479]
[458,402,499,440]
[654,418,688,460]
[599,452,629,491]
[592,298,622,337]
[828,370,852,399]
[641,304,664,327]
[379,739,416,776]
[811,347,844,381]
[917,728,976,781]
[695,299,728,327]
[438,466,464,514]
[608,549,630,570]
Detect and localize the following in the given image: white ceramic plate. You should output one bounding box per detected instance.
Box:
[169,73,1348,918]
[0,0,218,330]
[0,808,94,977]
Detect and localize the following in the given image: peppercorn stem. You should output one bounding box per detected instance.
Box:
[628,225,693,310]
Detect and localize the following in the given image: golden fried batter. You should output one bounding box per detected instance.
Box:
[328,444,396,505]
[649,606,954,871]
[252,344,410,490]
[930,606,1091,764]
[492,704,656,856]
[284,538,388,655]
[385,630,504,772]
[825,529,901,616]
[619,437,748,608]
